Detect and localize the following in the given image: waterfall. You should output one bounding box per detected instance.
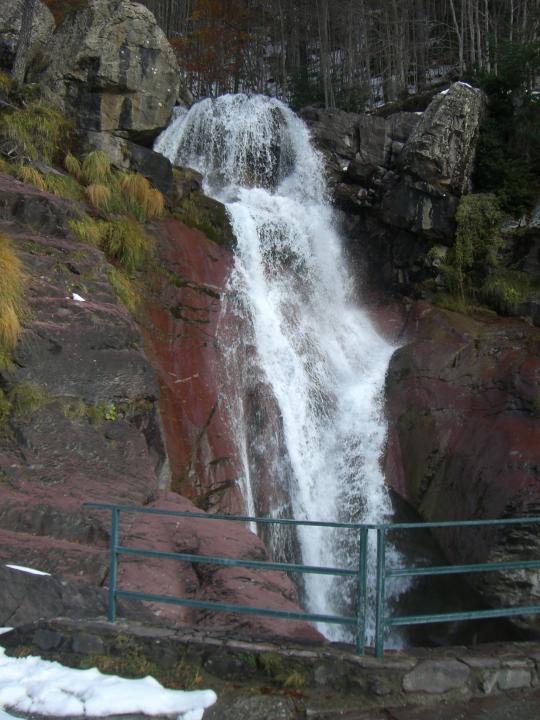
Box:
[155,94,404,643]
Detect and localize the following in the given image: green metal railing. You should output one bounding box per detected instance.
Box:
[84,503,540,657]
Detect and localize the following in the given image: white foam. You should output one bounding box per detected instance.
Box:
[155,94,409,644]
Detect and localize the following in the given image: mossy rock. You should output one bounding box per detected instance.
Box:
[175,191,235,248]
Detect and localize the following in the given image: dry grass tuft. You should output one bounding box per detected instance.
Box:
[81,151,112,185]
[120,173,165,220]
[16,164,46,190]
[0,232,25,367]
[64,152,82,180]
[145,187,165,218]
[85,183,111,209]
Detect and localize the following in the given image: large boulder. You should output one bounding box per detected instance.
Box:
[399,82,485,195]
[39,0,179,142]
[383,302,540,625]
[0,0,55,72]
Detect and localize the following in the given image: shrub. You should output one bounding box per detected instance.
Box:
[444,193,503,301]
[0,102,71,164]
[9,383,49,417]
[101,217,152,273]
[0,233,25,367]
[479,269,532,315]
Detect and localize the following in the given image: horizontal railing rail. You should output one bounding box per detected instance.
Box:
[84,502,540,657]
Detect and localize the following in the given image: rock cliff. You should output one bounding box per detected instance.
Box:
[38,0,179,144]
[382,301,540,622]
[0,170,319,643]
[303,82,486,292]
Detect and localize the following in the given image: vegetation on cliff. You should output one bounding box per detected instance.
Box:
[0,231,25,367]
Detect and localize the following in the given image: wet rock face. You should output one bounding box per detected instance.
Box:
[0,0,55,71]
[39,0,179,142]
[382,301,540,622]
[142,217,243,513]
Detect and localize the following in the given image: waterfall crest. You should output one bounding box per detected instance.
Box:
[155,94,401,642]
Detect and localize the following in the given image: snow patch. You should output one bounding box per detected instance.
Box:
[5,565,50,577]
[0,647,216,719]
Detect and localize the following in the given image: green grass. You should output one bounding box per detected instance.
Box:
[44,172,83,201]
[101,217,152,274]
[0,102,71,164]
[69,215,107,247]
[81,151,112,186]
[107,268,141,314]
[9,384,50,417]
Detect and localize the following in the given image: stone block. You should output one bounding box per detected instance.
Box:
[32,628,63,651]
[71,632,104,655]
[403,658,470,694]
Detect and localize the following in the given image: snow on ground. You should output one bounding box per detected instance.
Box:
[0,644,216,720]
[5,565,51,577]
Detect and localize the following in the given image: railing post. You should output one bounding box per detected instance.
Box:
[374,527,386,658]
[108,507,119,622]
[356,526,368,655]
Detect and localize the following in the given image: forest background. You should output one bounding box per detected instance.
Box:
[41,0,540,213]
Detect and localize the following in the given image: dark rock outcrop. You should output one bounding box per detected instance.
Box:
[398,83,485,196]
[0,565,152,626]
[303,82,486,293]
[0,0,55,72]
[382,301,540,623]
[39,0,179,143]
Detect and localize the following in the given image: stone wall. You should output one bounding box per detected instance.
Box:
[3,618,540,719]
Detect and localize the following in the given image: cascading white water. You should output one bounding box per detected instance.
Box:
[155,94,404,643]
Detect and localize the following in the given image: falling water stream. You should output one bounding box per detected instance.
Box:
[155,95,404,643]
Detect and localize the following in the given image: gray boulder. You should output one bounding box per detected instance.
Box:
[0,0,55,71]
[399,82,485,195]
[39,0,179,142]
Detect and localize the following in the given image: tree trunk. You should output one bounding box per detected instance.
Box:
[12,0,37,84]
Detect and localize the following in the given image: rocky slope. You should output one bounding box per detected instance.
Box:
[0,169,320,643]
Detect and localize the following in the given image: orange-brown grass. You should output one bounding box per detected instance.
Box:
[16,165,46,190]
[120,173,165,219]
[64,152,82,181]
[0,232,25,366]
[85,183,111,209]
